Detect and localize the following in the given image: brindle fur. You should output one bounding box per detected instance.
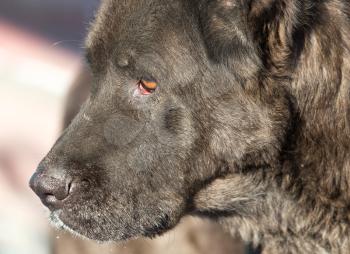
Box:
[31,0,350,253]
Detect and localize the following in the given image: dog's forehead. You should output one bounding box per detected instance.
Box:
[86,0,185,52]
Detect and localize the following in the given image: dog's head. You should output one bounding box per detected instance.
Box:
[30,0,293,241]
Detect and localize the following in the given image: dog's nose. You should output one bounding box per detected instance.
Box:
[29,168,72,210]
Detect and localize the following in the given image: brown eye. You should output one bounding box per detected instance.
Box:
[138,79,157,95]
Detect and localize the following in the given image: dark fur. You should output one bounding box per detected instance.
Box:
[31,0,350,253]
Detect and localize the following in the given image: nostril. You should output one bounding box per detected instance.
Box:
[67,181,72,194]
[68,179,85,195]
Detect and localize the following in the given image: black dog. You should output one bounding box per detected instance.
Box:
[30,1,350,253]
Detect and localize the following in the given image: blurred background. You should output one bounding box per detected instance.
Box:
[0,1,250,254]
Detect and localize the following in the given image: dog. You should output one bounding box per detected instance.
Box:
[30,1,350,253]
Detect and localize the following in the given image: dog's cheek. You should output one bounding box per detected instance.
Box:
[209,98,274,165]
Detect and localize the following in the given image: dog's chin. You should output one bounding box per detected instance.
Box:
[48,210,138,243]
[49,211,91,240]
[49,211,108,242]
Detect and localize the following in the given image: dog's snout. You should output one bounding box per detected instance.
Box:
[29,167,73,210]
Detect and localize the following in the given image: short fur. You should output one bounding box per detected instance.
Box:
[31,0,350,253]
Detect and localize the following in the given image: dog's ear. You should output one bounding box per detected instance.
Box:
[198,0,260,76]
[198,0,304,77]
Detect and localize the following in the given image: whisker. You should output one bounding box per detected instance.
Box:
[50,40,81,48]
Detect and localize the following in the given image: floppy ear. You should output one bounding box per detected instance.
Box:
[198,0,306,78]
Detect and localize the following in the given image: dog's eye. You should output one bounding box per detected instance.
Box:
[137,79,157,95]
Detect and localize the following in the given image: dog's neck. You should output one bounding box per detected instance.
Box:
[193,1,350,252]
